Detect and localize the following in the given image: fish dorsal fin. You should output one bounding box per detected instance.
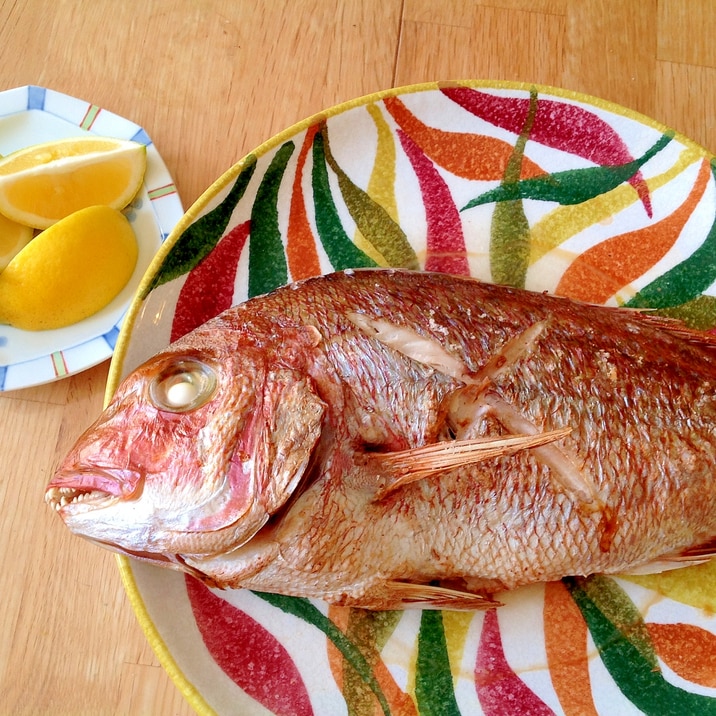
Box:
[627,310,716,350]
[380,580,501,610]
[366,429,570,499]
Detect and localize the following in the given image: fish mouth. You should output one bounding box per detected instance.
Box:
[45,485,118,512]
[45,466,143,513]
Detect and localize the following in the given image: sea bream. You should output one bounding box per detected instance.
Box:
[47,269,716,609]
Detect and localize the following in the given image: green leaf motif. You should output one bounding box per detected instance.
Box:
[342,610,403,716]
[312,129,377,271]
[491,201,531,288]
[142,155,257,297]
[573,574,657,667]
[565,576,716,715]
[253,592,391,716]
[320,124,419,270]
[415,610,461,716]
[489,88,538,288]
[248,142,293,298]
[626,159,716,311]
[462,133,674,212]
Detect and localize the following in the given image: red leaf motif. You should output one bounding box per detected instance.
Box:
[442,86,653,217]
[397,129,469,275]
[186,577,314,716]
[475,609,556,716]
[171,220,250,342]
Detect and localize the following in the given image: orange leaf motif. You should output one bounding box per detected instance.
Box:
[326,605,418,716]
[556,158,711,303]
[383,96,544,181]
[647,622,716,688]
[543,581,599,716]
[286,124,322,281]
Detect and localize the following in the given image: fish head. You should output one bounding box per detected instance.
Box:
[46,325,326,576]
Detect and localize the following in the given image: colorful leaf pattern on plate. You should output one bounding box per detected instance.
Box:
[556,156,712,303]
[186,577,314,716]
[396,128,469,275]
[440,85,655,216]
[475,609,555,715]
[116,82,716,715]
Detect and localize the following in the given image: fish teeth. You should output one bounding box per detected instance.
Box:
[46,486,110,510]
[45,487,60,505]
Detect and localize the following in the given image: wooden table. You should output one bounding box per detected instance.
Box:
[1,1,714,713]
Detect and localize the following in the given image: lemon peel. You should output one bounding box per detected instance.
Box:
[0,136,147,229]
[0,205,138,330]
[0,212,33,270]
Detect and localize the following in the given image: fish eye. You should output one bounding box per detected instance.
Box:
[148,358,217,413]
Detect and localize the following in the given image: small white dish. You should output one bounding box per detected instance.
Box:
[0,85,184,391]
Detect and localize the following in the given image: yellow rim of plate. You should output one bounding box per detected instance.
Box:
[107,78,712,715]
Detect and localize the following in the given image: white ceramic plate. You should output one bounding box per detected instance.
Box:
[0,85,183,392]
[111,81,716,715]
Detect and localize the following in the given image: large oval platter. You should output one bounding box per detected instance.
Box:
[110,81,716,715]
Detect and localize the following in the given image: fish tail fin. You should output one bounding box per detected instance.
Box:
[367,428,571,499]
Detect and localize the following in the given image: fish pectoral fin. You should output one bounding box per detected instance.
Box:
[380,580,502,610]
[368,428,571,499]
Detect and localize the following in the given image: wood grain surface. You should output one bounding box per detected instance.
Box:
[0,1,714,714]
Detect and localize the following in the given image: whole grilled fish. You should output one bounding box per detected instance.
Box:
[47,269,716,609]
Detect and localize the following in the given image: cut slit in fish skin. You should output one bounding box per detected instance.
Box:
[482,393,603,510]
[352,313,601,509]
[347,311,471,381]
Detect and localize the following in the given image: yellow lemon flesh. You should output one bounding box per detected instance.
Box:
[0,205,138,330]
[0,136,147,229]
[0,212,33,270]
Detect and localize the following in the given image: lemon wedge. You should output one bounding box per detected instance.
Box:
[0,212,33,270]
[0,136,147,229]
[0,205,138,330]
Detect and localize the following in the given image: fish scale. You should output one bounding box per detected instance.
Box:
[47,269,716,609]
